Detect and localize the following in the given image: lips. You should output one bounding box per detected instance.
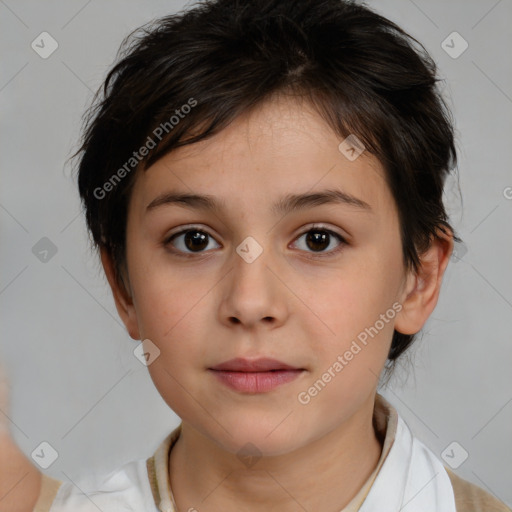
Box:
[210,357,302,372]
[209,357,305,393]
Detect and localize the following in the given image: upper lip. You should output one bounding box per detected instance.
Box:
[209,357,302,372]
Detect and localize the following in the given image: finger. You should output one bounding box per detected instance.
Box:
[0,358,12,435]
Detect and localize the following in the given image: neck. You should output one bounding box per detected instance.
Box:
[169,393,383,512]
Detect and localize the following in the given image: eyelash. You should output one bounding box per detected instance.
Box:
[163,224,347,259]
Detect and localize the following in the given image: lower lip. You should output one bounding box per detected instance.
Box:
[209,369,304,393]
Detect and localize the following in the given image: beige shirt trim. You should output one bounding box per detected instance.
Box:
[32,473,64,512]
[446,467,511,512]
[341,393,397,511]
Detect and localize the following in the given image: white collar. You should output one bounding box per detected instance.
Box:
[359,413,456,511]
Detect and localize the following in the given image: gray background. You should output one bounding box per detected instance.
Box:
[1,0,511,507]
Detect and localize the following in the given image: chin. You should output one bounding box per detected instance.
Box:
[204,414,308,458]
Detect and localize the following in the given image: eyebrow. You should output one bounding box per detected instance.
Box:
[146,188,373,215]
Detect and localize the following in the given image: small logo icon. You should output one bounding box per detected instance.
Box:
[31,32,59,59]
[441,441,469,469]
[134,339,161,366]
[441,32,468,59]
[236,236,263,263]
[338,134,365,161]
[31,441,59,469]
[237,442,262,468]
[32,237,58,263]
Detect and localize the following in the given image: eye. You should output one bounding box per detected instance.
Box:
[164,226,220,256]
[291,225,347,257]
[163,224,347,258]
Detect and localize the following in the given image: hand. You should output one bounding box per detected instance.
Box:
[0,357,43,512]
[0,357,12,436]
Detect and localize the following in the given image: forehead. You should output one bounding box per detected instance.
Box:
[130,96,396,221]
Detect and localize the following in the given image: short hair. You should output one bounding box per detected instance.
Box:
[74,0,462,367]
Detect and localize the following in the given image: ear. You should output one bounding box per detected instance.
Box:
[100,248,141,340]
[394,228,454,336]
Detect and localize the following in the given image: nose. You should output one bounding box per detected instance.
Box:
[218,238,289,330]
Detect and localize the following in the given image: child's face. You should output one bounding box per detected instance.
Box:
[113,96,417,456]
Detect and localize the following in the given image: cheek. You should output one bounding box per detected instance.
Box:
[128,257,217,384]
[130,265,212,416]
[296,284,395,418]
[299,258,399,372]
[310,265,398,334]
[128,244,206,339]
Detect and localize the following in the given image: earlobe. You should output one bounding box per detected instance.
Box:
[100,248,141,340]
[394,229,454,336]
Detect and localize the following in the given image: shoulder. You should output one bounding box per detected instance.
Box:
[445,467,512,512]
[33,473,63,512]
[33,458,158,512]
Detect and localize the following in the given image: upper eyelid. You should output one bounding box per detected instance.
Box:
[165,224,217,241]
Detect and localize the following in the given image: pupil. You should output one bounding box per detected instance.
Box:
[307,230,329,251]
[185,231,208,251]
